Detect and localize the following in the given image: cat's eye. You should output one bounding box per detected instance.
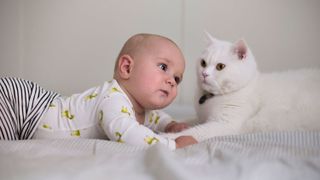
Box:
[159,63,168,71]
[200,59,206,67]
[216,63,225,71]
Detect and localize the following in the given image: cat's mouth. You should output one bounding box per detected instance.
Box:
[201,77,209,84]
[202,79,210,86]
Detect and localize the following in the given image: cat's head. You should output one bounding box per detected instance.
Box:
[197,32,258,95]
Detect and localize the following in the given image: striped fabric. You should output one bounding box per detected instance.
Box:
[0,77,59,140]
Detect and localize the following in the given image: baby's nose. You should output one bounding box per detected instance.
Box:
[166,76,175,87]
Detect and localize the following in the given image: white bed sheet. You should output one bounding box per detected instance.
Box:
[1,131,319,180]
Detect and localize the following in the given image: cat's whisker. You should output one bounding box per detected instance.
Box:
[213,80,225,95]
[224,104,241,108]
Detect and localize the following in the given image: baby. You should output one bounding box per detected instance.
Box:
[0,33,197,150]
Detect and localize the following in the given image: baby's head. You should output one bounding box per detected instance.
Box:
[114,33,185,112]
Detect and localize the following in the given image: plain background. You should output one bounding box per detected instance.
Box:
[1,0,320,115]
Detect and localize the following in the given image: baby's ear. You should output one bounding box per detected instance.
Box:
[118,55,134,79]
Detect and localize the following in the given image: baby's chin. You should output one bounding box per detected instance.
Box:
[147,99,172,110]
[148,103,169,110]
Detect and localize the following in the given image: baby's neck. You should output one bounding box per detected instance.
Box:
[116,79,146,124]
[135,112,145,125]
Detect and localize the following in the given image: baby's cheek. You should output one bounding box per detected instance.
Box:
[171,88,178,99]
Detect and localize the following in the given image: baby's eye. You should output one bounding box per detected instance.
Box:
[174,76,181,84]
[159,63,168,71]
[200,59,206,68]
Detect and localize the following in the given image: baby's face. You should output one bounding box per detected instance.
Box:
[128,39,185,110]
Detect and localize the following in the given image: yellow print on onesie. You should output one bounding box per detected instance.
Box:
[98,110,104,127]
[62,110,75,120]
[144,136,159,145]
[121,106,131,116]
[149,112,160,125]
[71,130,80,137]
[42,124,52,129]
[49,103,56,108]
[85,93,98,100]
[111,87,122,93]
[105,86,122,98]
[115,132,124,143]
[149,113,154,123]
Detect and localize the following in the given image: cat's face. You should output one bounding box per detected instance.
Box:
[197,33,257,95]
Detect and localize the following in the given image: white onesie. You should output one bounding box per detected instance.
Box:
[33,79,176,150]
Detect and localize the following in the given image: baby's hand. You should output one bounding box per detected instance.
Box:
[175,136,198,149]
[165,121,189,133]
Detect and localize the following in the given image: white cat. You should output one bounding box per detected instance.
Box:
[165,32,320,142]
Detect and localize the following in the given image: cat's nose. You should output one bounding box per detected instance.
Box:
[202,72,209,78]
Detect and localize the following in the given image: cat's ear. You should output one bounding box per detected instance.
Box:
[204,30,218,44]
[233,39,248,60]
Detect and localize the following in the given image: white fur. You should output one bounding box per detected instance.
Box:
[164,33,320,142]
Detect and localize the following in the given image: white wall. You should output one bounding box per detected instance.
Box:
[1,0,320,110]
[182,0,320,104]
[0,0,23,77]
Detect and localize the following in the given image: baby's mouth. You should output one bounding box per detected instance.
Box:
[160,90,169,96]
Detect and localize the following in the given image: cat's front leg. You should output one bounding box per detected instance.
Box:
[162,121,242,142]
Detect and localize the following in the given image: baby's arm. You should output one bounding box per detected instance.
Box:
[165,121,189,133]
[99,92,198,149]
[175,136,198,149]
[147,110,197,148]
[148,110,189,133]
[99,95,179,149]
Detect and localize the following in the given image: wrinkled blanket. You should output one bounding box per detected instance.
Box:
[0,131,319,180]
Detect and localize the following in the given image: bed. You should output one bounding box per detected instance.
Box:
[0,105,320,180]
